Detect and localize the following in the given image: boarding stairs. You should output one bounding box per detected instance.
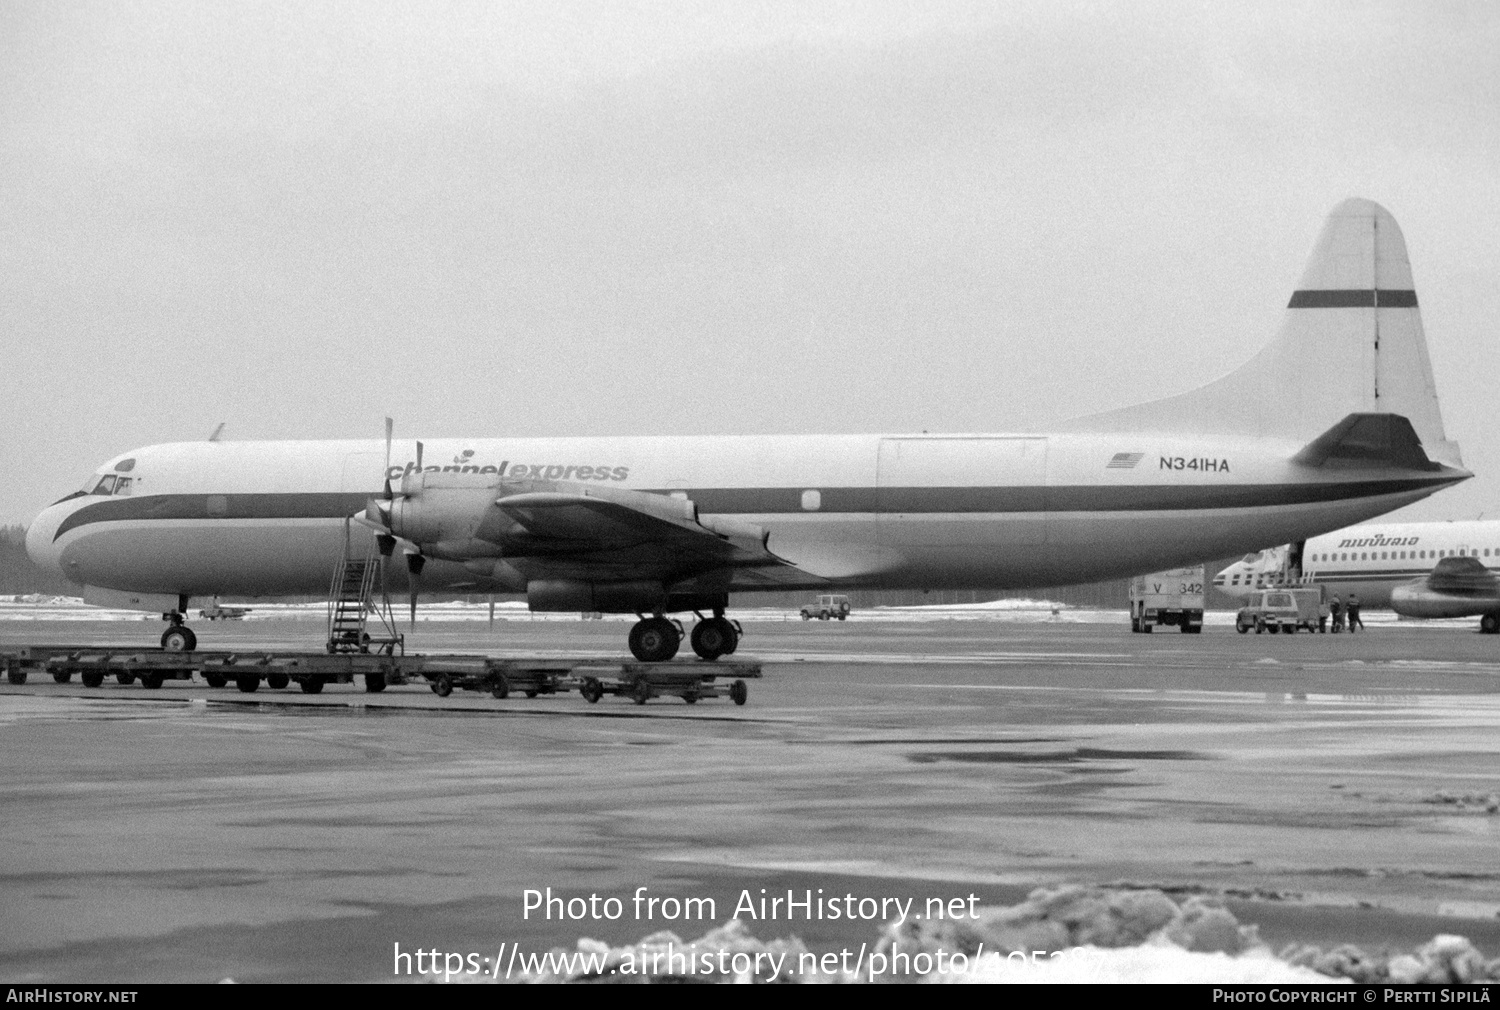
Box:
[326,523,403,655]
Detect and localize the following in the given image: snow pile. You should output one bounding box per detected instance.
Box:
[1280,934,1500,984]
[435,885,1500,984]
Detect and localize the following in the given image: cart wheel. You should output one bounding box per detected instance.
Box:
[633,678,651,705]
[299,678,324,694]
[683,691,698,704]
[365,670,386,693]
[116,672,136,685]
[490,674,509,700]
[204,674,227,688]
[580,677,603,704]
[141,672,164,690]
[729,680,748,706]
[525,689,538,698]
[434,674,453,697]
[52,670,72,684]
[82,669,104,688]
[7,669,26,685]
[236,675,259,693]
[266,673,289,690]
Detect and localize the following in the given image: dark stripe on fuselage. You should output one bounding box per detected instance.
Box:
[53,476,1461,541]
[1286,289,1419,309]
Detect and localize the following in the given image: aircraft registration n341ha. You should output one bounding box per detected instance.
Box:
[26,199,1470,659]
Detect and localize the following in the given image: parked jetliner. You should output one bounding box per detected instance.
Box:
[1213,519,1500,631]
[25,199,1470,660]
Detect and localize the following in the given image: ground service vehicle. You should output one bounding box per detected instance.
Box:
[1236,587,1328,634]
[1129,567,1204,633]
[801,595,851,621]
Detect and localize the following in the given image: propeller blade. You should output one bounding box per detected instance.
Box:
[376,534,396,557]
[383,417,395,499]
[405,552,426,627]
[415,440,423,473]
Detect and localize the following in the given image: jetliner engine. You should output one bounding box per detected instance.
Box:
[1390,557,1500,633]
[25,199,1472,660]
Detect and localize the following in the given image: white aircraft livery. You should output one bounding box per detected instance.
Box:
[1214,519,1500,631]
[25,199,1471,660]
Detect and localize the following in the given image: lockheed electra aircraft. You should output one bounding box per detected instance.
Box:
[1214,519,1500,632]
[25,199,1470,660]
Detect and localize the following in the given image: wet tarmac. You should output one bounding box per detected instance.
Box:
[3,615,1500,982]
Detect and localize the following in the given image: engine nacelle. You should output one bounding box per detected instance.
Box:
[527,579,667,614]
[1390,583,1500,619]
[366,472,517,548]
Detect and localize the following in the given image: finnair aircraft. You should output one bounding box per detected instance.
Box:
[25,199,1469,660]
[1213,519,1500,631]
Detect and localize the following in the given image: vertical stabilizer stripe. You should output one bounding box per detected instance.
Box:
[1287,289,1418,308]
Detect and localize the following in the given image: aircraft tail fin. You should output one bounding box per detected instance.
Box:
[1062,199,1462,467]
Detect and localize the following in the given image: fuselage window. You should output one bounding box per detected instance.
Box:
[91,475,117,495]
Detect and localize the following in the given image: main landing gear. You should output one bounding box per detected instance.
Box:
[159,597,197,652]
[626,612,742,662]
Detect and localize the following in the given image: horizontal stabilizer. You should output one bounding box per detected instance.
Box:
[1423,556,1498,595]
[1291,413,1441,471]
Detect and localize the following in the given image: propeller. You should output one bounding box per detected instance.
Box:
[405,551,426,627]
[358,421,428,627]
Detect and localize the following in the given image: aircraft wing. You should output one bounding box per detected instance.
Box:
[493,486,826,590]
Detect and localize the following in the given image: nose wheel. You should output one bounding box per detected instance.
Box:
[160,624,197,652]
[628,617,681,662]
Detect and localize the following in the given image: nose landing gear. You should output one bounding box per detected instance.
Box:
[160,598,197,652]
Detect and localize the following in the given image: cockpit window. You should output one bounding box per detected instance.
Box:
[113,477,133,496]
[91,475,117,495]
[1240,554,1258,564]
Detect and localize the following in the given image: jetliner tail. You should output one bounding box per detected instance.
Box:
[1062,198,1462,467]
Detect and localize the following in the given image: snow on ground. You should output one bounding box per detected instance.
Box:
[0,596,1477,628]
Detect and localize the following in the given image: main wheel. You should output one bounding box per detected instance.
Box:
[628,617,680,663]
[1482,613,1500,634]
[690,617,736,661]
[299,678,324,694]
[160,626,196,652]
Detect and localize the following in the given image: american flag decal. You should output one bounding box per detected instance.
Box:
[1106,452,1144,469]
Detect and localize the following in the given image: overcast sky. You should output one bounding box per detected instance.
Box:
[2,1,1497,527]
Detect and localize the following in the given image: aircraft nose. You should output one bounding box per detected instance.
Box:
[24,504,65,575]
